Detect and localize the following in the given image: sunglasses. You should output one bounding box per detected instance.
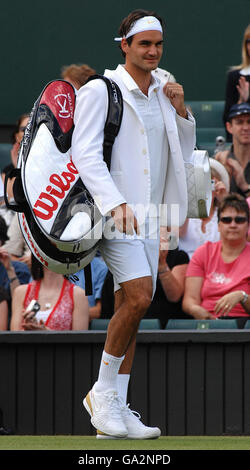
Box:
[19,126,26,132]
[219,216,248,224]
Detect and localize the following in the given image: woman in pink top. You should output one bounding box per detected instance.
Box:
[10,255,89,330]
[183,194,250,320]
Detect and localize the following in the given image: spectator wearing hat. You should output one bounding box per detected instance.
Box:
[216,102,250,197]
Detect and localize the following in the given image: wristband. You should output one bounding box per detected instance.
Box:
[9,277,17,283]
[159,266,170,275]
[240,291,248,305]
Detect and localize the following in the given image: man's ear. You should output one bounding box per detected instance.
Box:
[121,38,129,55]
[226,120,233,135]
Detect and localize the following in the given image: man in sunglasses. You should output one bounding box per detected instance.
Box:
[216,102,250,196]
[183,193,250,326]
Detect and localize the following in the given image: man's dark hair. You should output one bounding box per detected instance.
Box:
[118,9,164,57]
[218,193,250,223]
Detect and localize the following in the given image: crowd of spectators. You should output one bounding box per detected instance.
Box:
[0,30,250,332]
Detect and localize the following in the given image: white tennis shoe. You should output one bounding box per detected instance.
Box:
[83,386,128,438]
[96,404,161,439]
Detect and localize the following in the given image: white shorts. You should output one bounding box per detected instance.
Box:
[99,221,160,296]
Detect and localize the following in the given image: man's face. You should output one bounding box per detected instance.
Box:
[226,114,250,145]
[122,30,163,73]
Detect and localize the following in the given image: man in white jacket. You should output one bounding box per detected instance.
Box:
[72,9,195,439]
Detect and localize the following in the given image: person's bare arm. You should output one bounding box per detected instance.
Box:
[10,284,27,330]
[72,286,89,330]
[237,76,250,103]
[158,245,188,303]
[182,276,214,319]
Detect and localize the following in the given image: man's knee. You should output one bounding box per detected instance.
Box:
[121,277,153,315]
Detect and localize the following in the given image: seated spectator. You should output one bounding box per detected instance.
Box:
[183,194,250,327]
[72,253,108,320]
[144,230,190,328]
[0,246,30,295]
[10,114,30,168]
[179,159,230,259]
[223,24,250,141]
[61,63,96,90]
[10,255,89,331]
[1,113,29,227]
[3,213,31,268]
[0,245,30,328]
[0,286,9,330]
[216,103,250,196]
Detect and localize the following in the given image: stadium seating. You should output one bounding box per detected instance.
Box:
[0,143,12,171]
[90,318,161,330]
[186,101,226,156]
[165,318,238,330]
[90,319,110,330]
[138,319,161,329]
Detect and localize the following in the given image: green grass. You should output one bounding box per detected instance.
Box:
[0,435,250,450]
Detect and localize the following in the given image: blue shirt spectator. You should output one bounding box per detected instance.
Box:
[0,260,31,295]
[73,255,108,320]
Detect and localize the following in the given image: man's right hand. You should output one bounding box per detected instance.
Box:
[111,203,140,235]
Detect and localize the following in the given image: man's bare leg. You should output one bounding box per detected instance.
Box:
[104,276,153,357]
[113,287,137,404]
[93,276,152,395]
[93,275,161,439]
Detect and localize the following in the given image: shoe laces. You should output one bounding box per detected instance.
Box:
[122,403,141,420]
[103,391,124,418]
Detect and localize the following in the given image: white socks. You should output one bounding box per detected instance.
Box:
[94,351,125,393]
[94,351,130,404]
[117,373,130,405]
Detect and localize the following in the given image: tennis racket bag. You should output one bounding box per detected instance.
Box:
[4,76,123,293]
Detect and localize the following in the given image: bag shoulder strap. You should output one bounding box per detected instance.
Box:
[81,75,123,296]
[86,74,123,170]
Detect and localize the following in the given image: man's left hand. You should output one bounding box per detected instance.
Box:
[163,82,187,118]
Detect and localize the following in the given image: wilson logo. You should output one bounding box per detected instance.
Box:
[54,93,72,118]
[33,160,79,220]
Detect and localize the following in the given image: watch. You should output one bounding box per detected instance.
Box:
[240,291,248,305]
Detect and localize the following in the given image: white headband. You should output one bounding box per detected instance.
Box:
[114,16,163,42]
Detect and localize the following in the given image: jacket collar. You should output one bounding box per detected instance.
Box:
[104,65,178,137]
[104,65,160,119]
